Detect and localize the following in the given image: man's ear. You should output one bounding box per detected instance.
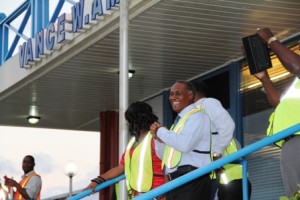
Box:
[188,92,195,102]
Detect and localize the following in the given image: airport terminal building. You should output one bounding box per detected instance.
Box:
[1,0,300,199]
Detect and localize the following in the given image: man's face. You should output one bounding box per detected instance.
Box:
[22,156,34,174]
[169,83,194,113]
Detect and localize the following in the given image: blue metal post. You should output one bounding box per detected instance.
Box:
[242,160,249,200]
[5,7,31,60]
[49,0,77,24]
[31,0,49,37]
[229,61,243,146]
[0,13,7,65]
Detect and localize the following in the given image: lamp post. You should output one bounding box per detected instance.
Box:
[64,161,78,197]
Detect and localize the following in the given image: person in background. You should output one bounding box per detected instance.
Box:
[254,27,300,197]
[0,180,9,200]
[4,155,42,200]
[150,80,212,200]
[192,82,235,199]
[84,101,165,199]
[217,138,252,200]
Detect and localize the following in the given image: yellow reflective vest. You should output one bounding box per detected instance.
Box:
[124,132,153,194]
[219,139,243,184]
[267,78,300,148]
[14,172,41,200]
[162,108,201,169]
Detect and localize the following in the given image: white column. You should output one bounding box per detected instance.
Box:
[119,0,129,200]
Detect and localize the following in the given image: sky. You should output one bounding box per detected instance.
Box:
[0,1,100,199]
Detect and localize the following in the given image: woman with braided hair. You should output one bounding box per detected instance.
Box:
[84,101,166,199]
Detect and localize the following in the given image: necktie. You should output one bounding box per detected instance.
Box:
[173,115,181,126]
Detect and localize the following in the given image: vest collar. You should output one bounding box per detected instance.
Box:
[22,170,35,179]
[177,104,196,118]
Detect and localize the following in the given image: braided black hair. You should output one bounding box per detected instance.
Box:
[125,101,158,140]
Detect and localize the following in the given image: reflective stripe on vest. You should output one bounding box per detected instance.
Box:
[162,108,201,169]
[267,78,300,148]
[220,164,243,184]
[220,139,243,184]
[14,173,41,200]
[125,132,153,193]
[223,139,238,157]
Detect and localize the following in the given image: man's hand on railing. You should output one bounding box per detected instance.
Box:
[213,153,224,174]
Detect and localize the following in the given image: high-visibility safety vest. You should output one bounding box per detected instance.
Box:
[14,172,41,200]
[124,132,153,194]
[162,108,201,169]
[267,78,300,148]
[219,139,243,184]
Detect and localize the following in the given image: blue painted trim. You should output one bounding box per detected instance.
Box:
[229,61,243,146]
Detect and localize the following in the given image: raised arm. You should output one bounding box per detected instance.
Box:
[257,28,300,77]
[254,70,282,107]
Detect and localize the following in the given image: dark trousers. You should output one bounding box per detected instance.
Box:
[218,179,252,200]
[166,175,212,200]
[211,179,219,200]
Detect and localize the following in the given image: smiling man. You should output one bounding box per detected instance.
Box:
[150,80,212,200]
[4,155,42,200]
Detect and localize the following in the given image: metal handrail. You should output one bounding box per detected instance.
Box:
[68,123,300,200]
[67,174,125,200]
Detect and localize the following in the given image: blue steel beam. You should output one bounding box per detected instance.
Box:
[31,0,49,37]
[5,7,31,60]
[0,15,8,65]
[50,0,67,24]
[2,1,30,24]
[0,1,30,65]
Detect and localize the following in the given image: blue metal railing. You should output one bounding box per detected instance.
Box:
[68,123,300,200]
[68,174,125,200]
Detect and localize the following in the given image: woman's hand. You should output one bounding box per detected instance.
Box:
[83,182,98,193]
[150,122,164,143]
